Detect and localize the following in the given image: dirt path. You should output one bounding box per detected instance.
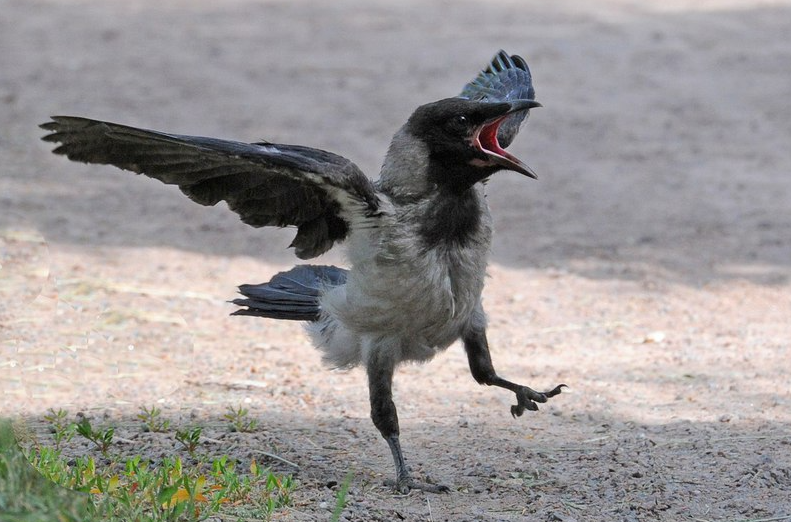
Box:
[2,0,790,520]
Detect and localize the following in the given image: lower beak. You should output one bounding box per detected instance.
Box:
[488,148,538,179]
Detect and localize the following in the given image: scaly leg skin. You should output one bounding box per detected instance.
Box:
[463,311,566,416]
[367,350,450,494]
[383,435,450,494]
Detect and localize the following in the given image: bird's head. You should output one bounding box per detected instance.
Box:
[405,97,541,191]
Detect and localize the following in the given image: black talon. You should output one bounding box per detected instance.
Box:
[545,384,568,398]
[510,384,566,418]
[385,477,451,494]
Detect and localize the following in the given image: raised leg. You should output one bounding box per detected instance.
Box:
[463,314,566,417]
[366,349,449,494]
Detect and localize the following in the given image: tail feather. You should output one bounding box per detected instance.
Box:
[231,265,347,321]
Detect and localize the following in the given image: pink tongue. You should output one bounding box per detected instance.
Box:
[480,119,506,155]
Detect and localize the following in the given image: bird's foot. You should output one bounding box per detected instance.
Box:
[385,474,450,494]
[510,384,567,418]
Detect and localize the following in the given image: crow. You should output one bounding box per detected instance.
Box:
[41,50,565,493]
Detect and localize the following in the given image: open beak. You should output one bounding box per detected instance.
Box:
[473,99,541,179]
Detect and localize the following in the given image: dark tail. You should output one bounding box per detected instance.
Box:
[231,265,347,321]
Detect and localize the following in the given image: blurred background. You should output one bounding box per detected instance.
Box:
[3,0,790,280]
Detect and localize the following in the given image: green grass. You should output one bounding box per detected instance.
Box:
[0,418,93,522]
[223,405,258,433]
[174,426,203,456]
[74,417,114,455]
[0,410,297,522]
[137,406,171,433]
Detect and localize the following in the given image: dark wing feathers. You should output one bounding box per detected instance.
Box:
[459,50,536,147]
[40,116,379,259]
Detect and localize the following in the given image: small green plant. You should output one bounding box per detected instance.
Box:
[223,404,258,433]
[272,472,295,506]
[43,407,76,450]
[175,426,202,455]
[137,405,171,433]
[331,472,353,522]
[211,455,249,503]
[75,417,114,455]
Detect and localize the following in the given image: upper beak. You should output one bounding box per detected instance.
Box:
[506,99,543,112]
[475,99,541,179]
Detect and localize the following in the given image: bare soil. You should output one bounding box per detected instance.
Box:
[2,0,790,520]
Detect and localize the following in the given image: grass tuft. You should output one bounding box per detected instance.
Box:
[330,471,353,522]
[223,404,258,433]
[2,410,297,522]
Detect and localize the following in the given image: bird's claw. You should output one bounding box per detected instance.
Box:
[510,384,566,418]
[385,476,451,495]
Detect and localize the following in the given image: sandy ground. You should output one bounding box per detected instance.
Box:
[2,0,791,520]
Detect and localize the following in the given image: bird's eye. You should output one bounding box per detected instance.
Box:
[455,115,468,125]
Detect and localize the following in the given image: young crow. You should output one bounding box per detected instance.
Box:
[41,50,565,493]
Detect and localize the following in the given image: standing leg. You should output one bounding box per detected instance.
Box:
[366,348,449,494]
[463,309,565,417]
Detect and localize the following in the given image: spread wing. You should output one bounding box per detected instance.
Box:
[41,116,380,259]
[459,50,536,148]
